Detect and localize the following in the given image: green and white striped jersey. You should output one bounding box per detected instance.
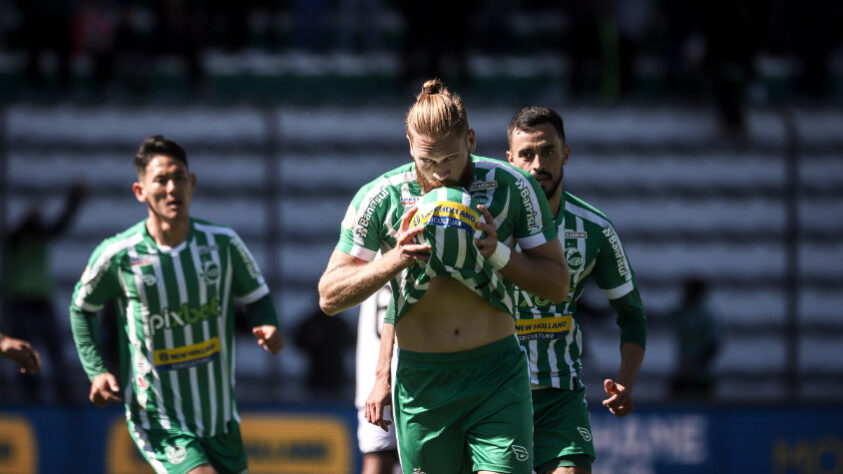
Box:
[70,218,272,436]
[515,192,645,390]
[336,155,557,323]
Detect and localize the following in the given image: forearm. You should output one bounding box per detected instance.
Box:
[500,248,569,303]
[70,305,108,381]
[319,250,405,315]
[374,323,395,384]
[615,342,645,390]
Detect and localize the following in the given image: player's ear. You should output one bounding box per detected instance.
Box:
[189,173,197,192]
[132,181,147,203]
[466,129,476,154]
[406,133,414,154]
[562,145,571,166]
[506,149,513,163]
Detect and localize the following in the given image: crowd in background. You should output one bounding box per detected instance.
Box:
[0,0,841,108]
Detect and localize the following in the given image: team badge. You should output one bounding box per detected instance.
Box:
[511,444,529,461]
[165,445,187,465]
[566,248,584,270]
[201,261,220,284]
[142,274,157,286]
[577,427,593,442]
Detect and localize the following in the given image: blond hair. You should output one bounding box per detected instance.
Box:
[405,78,469,139]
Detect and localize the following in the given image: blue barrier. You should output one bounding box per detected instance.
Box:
[1,404,841,473]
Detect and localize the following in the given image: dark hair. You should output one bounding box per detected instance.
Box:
[405,78,469,139]
[134,135,188,176]
[507,106,566,145]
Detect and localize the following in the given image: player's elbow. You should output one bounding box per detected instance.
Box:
[318,291,341,316]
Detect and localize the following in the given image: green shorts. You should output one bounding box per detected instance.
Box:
[532,386,596,473]
[127,420,248,474]
[393,335,534,474]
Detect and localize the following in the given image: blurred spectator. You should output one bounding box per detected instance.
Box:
[151,0,207,96]
[292,0,329,52]
[337,0,382,54]
[0,332,42,375]
[669,277,724,401]
[75,0,117,98]
[293,306,355,399]
[2,182,87,403]
[400,0,473,91]
[17,0,74,94]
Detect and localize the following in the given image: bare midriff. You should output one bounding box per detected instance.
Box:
[395,276,514,353]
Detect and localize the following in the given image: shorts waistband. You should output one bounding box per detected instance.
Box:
[398,334,520,365]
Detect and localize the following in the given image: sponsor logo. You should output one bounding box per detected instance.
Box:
[514,179,540,234]
[602,226,630,279]
[355,187,389,240]
[134,356,151,375]
[341,205,356,230]
[142,274,157,286]
[413,468,427,474]
[469,180,497,192]
[232,238,262,282]
[566,248,584,270]
[577,427,593,442]
[153,337,221,371]
[198,245,218,254]
[410,201,479,236]
[401,184,420,206]
[515,315,573,341]
[511,444,529,461]
[201,261,220,284]
[0,416,37,474]
[136,375,149,391]
[165,445,187,465]
[130,256,157,267]
[148,298,222,334]
[565,230,588,239]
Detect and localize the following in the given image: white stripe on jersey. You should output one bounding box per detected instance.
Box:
[130,422,168,474]
[602,280,635,300]
[218,241,236,424]
[75,233,144,311]
[149,243,189,432]
[128,245,171,431]
[481,160,548,250]
[171,251,205,436]
[240,285,269,304]
[189,238,216,436]
[199,228,228,431]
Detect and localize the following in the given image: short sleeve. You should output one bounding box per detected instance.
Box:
[336,183,392,262]
[229,232,270,304]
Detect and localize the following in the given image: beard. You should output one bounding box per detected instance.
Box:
[417,159,475,193]
[534,166,564,198]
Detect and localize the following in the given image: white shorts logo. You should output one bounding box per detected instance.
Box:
[577,427,593,442]
[511,444,529,461]
[165,444,187,465]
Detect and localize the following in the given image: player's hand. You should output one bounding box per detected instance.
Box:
[253,325,284,354]
[364,378,393,432]
[602,379,634,417]
[0,335,41,374]
[394,206,431,265]
[474,205,498,258]
[90,372,122,408]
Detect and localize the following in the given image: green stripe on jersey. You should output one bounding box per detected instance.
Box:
[71,218,270,437]
[336,155,557,323]
[515,192,644,389]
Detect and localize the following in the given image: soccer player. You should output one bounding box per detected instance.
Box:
[318,79,569,474]
[0,332,41,374]
[355,285,400,473]
[506,106,647,474]
[69,135,284,474]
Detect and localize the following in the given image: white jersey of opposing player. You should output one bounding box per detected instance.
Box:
[355,284,398,454]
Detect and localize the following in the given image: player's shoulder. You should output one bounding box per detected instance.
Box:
[352,162,415,206]
[89,220,147,264]
[191,217,243,245]
[563,191,616,229]
[473,155,537,188]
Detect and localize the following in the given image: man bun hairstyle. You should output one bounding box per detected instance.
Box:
[406,78,469,139]
[134,135,188,176]
[507,106,566,145]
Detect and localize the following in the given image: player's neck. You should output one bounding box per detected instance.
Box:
[146,214,190,248]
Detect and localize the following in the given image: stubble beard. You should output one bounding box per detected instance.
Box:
[417,159,475,194]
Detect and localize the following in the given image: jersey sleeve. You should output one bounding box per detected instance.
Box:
[336,182,391,262]
[593,223,647,349]
[229,232,271,304]
[509,168,558,249]
[69,239,123,380]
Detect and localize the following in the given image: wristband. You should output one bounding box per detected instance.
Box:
[487,243,511,270]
